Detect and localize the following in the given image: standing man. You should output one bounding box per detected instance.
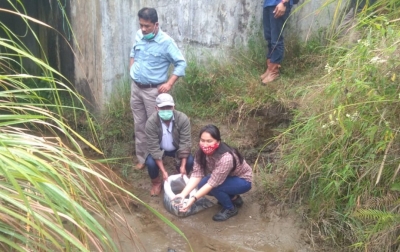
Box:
[260,0,293,84]
[145,93,194,196]
[129,7,187,170]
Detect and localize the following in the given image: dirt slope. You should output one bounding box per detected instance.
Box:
[111,168,312,252]
[106,114,314,251]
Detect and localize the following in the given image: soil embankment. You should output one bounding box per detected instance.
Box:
[109,108,313,252]
[112,169,311,252]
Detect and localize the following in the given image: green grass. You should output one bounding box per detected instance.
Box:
[174,1,400,251]
[0,2,193,251]
[70,1,400,251]
[272,2,400,251]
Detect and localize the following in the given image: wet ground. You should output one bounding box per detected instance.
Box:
[107,165,312,252]
[99,115,312,251]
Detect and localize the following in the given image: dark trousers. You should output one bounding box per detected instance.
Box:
[145,150,194,179]
[198,175,251,210]
[263,5,292,64]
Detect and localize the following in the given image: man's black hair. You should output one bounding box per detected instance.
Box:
[138,7,158,24]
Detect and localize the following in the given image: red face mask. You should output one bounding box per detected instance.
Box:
[200,142,220,155]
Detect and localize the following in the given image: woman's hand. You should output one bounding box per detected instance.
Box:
[171,193,185,207]
[179,196,196,212]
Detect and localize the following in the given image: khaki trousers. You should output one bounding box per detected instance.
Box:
[130,82,159,164]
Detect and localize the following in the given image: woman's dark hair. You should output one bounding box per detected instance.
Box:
[138,7,158,24]
[195,124,244,173]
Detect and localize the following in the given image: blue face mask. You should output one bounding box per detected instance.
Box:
[158,110,173,121]
[143,24,157,40]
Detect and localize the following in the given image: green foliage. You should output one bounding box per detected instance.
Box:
[273,1,400,251]
[353,207,400,250]
[173,34,295,123]
[0,2,191,251]
[64,0,399,251]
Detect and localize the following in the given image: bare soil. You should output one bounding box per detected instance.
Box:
[110,171,312,252]
[105,112,314,252]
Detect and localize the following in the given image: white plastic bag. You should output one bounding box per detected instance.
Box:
[163,174,214,217]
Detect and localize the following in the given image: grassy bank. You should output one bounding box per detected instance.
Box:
[0,1,191,251]
[277,6,400,252]
[174,2,400,251]
[33,0,399,251]
[261,2,399,251]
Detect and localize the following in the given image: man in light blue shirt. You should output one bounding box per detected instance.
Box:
[129,7,187,170]
[260,0,293,84]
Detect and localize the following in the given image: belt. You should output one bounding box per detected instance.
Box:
[134,81,162,89]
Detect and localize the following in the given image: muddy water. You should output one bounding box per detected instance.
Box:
[108,173,311,252]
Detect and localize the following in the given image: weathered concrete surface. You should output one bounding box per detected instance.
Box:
[145,0,262,48]
[70,0,101,108]
[70,0,345,110]
[70,0,135,108]
[290,0,343,41]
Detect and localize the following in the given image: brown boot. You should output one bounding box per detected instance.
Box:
[135,163,145,170]
[150,177,162,196]
[260,59,271,80]
[261,63,281,84]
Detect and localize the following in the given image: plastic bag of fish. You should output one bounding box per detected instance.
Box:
[163,174,214,217]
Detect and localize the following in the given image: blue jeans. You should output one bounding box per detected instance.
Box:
[263,6,291,64]
[198,175,252,210]
[145,150,194,179]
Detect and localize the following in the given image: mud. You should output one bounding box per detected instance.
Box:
[106,163,311,252]
[104,102,311,251]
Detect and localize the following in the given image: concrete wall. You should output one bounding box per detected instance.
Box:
[70,0,101,108]
[70,0,135,108]
[290,0,344,41]
[70,0,344,110]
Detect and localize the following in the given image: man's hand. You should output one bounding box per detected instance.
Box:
[158,75,179,93]
[162,170,169,181]
[158,82,173,93]
[180,165,187,177]
[129,58,134,71]
[273,2,286,18]
[155,159,169,181]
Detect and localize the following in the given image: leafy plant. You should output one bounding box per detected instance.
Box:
[0,2,191,251]
[271,1,400,250]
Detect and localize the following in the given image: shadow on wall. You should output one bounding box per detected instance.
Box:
[0,0,74,83]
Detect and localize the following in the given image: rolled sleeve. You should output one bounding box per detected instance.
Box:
[166,42,186,77]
